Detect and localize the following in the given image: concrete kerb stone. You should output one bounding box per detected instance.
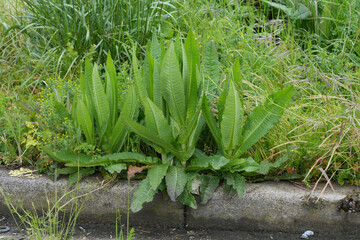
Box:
[187,182,360,235]
[0,168,184,228]
[0,168,360,235]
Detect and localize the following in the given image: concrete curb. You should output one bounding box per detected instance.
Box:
[0,168,359,235]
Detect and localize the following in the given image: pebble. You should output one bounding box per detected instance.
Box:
[300,230,314,239]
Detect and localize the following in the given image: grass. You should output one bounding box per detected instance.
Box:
[0,0,360,187]
[0,175,135,240]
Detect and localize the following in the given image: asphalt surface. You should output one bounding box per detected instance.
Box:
[0,215,358,240]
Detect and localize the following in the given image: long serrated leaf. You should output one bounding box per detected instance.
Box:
[225,173,245,198]
[234,157,260,173]
[105,163,127,174]
[220,80,243,153]
[271,151,289,168]
[133,52,148,104]
[259,161,271,174]
[144,98,175,145]
[178,100,202,144]
[54,100,72,120]
[199,175,220,204]
[188,155,229,171]
[83,58,93,98]
[152,60,162,109]
[178,189,197,209]
[108,86,137,152]
[105,54,118,127]
[57,167,79,175]
[235,86,294,157]
[76,98,94,145]
[148,164,169,190]
[203,40,220,96]
[202,95,220,144]
[143,52,153,100]
[150,32,161,62]
[231,59,242,95]
[166,166,187,202]
[131,178,157,213]
[209,156,230,170]
[92,64,110,143]
[65,152,160,167]
[43,147,92,164]
[122,115,181,159]
[186,65,201,124]
[260,0,293,16]
[291,4,312,20]
[160,43,186,125]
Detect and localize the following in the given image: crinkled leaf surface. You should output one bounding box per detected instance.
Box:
[166,166,187,202]
[225,173,245,198]
[131,178,157,213]
[199,175,220,204]
[105,163,127,174]
[148,164,169,190]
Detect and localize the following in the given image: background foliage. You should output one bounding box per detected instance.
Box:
[1,0,360,189]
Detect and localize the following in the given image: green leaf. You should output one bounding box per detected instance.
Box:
[150,32,161,62]
[104,163,127,174]
[83,58,93,99]
[160,43,186,125]
[261,0,293,16]
[224,173,245,198]
[123,115,181,159]
[199,175,220,204]
[178,188,197,209]
[43,148,92,164]
[231,59,242,95]
[259,161,271,174]
[291,4,312,20]
[183,30,200,120]
[188,157,210,170]
[92,64,110,143]
[144,98,175,145]
[148,164,169,190]
[177,172,198,209]
[133,52,148,104]
[235,86,294,157]
[221,80,243,153]
[203,40,220,96]
[223,158,247,169]
[178,102,202,144]
[108,86,137,152]
[188,155,229,171]
[165,166,187,202]
[65,152,160,167]
[209,156,230,170]
[76,98,94,145]
[271,151,290,168]
[131,178,157,213]
[152,60,162,109]
[53,100,72,120]
[202,95,220,144]
[143,52,154,101]
[68,168,95,186]
[105,54,118,127]
[57,167,79,175]
[234,157,260,173]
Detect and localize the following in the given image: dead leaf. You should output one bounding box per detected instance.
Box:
[9,168,41,179]
[127,165,145,180]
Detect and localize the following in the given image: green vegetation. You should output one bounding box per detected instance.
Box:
[1,0,360,213]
